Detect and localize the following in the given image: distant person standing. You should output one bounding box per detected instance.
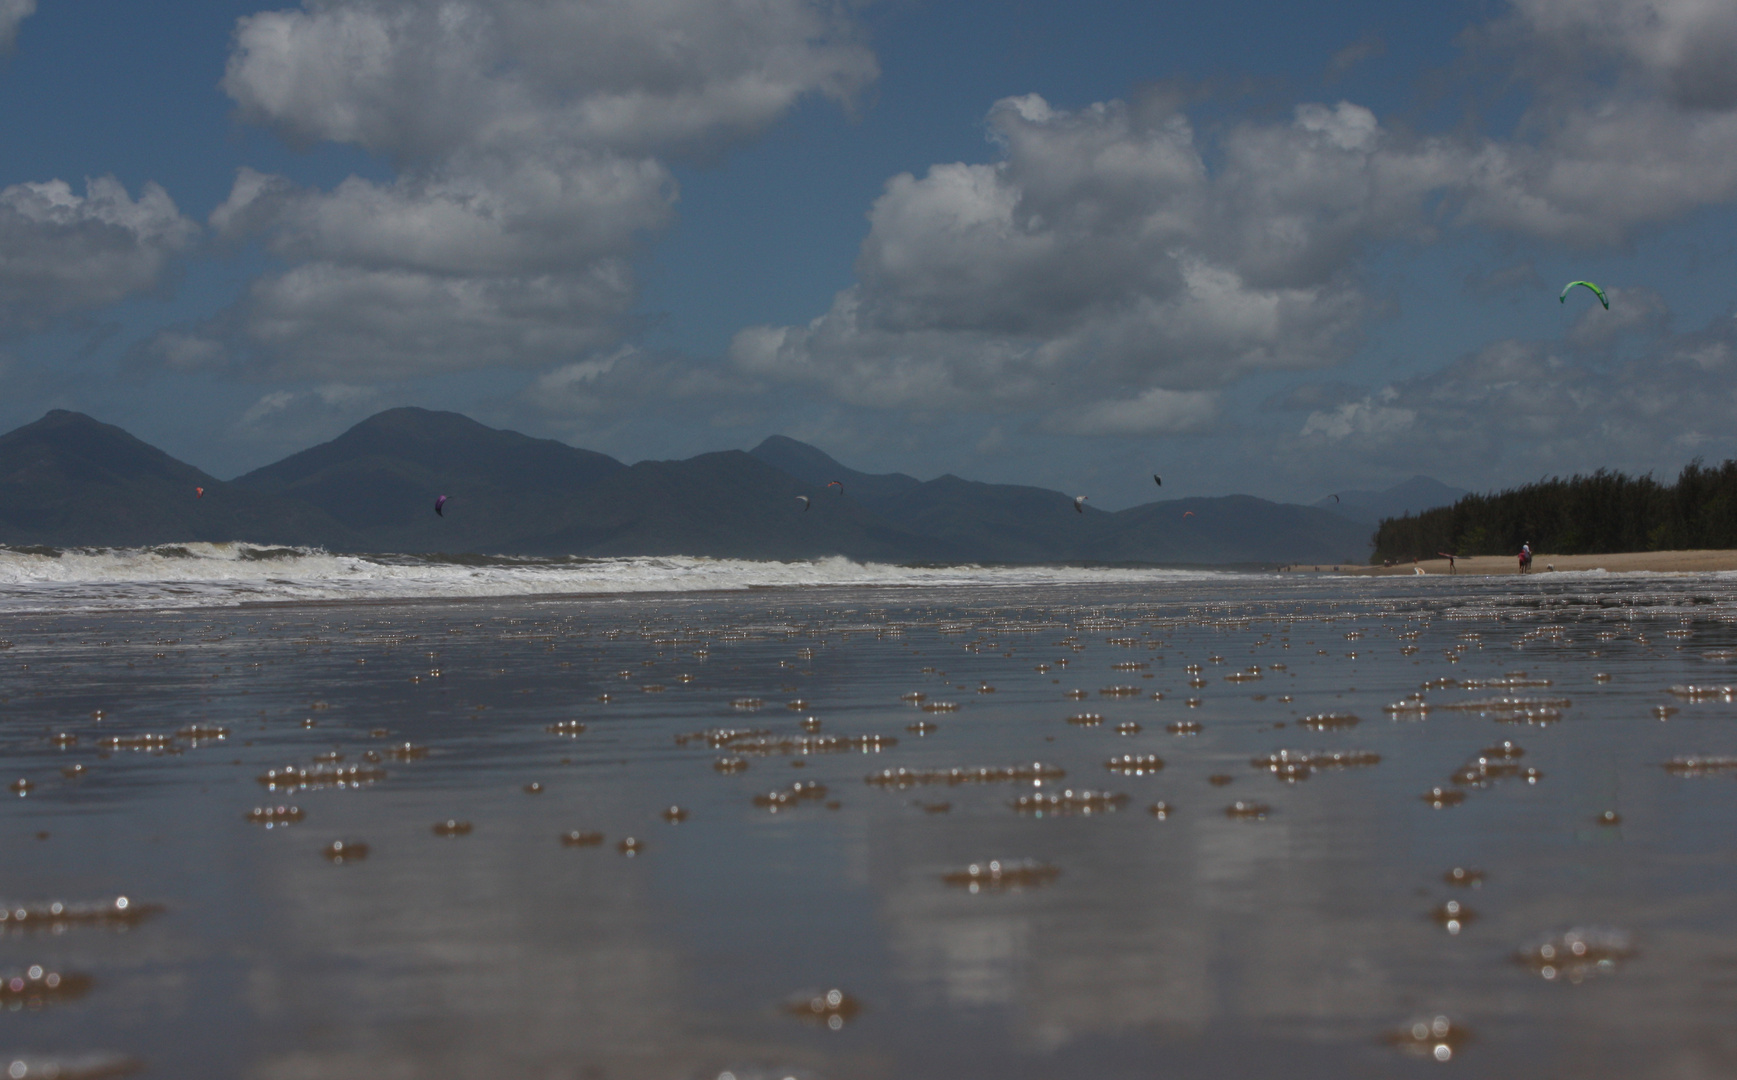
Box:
[1518,543,1533,574]
[1438,552,1456,574]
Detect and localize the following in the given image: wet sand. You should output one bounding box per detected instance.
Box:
[1348,548,1737,576]
[4,575,1737,1078]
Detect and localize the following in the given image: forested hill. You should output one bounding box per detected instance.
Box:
[1370,461,1737,563]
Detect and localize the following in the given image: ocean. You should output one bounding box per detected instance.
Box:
[3,546,1736,1078]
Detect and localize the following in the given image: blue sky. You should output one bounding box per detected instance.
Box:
[3,0,1737,509]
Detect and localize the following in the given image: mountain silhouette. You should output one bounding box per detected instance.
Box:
[0,410,346,547]
[0,409,1374,563]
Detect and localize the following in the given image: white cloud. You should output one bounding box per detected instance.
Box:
[1457,0,1737,245]
[1043,388,1219,436]
[221,0,875,163]
[0,177,199,336]
[1298,389,1416,441]
[731,93,1442,424]
[1285,304,1737,485]
[184,0,876,382]
[731,0,1737,436]
[0,0,33,53]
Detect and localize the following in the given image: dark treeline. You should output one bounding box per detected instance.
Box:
[1371,460,1737,563]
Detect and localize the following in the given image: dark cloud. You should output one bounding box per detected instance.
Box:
[0,178,198,338]
[1290,307,1737,484]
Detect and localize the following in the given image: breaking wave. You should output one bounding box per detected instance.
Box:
[0,543,1249,613]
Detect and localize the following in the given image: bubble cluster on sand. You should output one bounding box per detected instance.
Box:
[753,781,829,810]
[1447,740,1541,790]
[1,966,92,1005]
[941,859,1060,892]
[0,897,159,930]
[726,734,897,756]
[245,805,304,827]
[1517,927,1634,981]
[783,987,860,1029]
[1432,899,1475,933]
[1104,754,1164,775]
[675,728,770,749]
[1299,712,1360,730]
[96,734,172,751]
[1224,800,1270,819]
[1252,749,1380,781]
[1460,676,1553,689]
[865,763,1065,787]
[1666,684,1737,701]
[1388,1015,1468,1061]
[545,721,587,736]
[258,764,386,790]
[1441,696,1572,714]
[323,840,368,863]
[1011,789,1128,815]
[432,820,473,836]
[1065,713,1103,727]
[1444,867,1484,888]
[1662,755,1737,776]
[561,830,604,847]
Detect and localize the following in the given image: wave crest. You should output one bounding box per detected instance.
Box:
[0,543,1240,612]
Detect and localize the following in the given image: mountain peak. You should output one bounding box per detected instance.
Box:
[748,435,851,482]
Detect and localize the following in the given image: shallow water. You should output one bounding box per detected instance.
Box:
[5,571,1737,1078]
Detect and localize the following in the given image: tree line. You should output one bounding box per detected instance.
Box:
[1370,460,1737,563]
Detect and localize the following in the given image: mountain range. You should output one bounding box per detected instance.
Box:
[0,408,1452,564]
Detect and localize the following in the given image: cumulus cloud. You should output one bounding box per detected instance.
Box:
[181,0,875,382]
[1289,304,1737,484]
[731,0,1737,437]
[221,0,875,163]
[1042,388,1219,436]
[0,0,33,53]
[0,177,199,336]
[731,94,1448,426]
[1459,0,1737,245]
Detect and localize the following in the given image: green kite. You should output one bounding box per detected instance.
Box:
[1559,280,1609,309]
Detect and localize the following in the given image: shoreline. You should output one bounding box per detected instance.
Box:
[1338,549,1737,576]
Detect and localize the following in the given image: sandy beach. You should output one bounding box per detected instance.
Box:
[1341,548,1737,576]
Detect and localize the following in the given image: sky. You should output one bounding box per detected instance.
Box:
[3,0,1737,509]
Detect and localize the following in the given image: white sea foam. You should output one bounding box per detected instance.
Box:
[0,543,1249,613]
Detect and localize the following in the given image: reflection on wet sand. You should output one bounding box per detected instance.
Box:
[5,576,1737,1076]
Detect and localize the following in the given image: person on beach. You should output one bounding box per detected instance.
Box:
[1438,552,1456,573]
[1518,543,1533,574]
